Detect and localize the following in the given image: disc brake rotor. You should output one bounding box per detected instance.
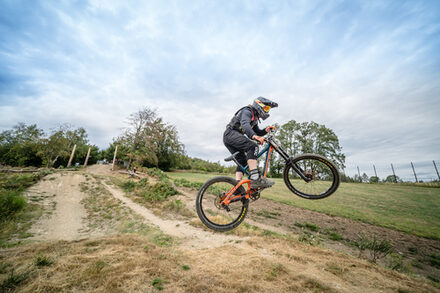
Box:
[304,169,316,181]
[214,193,227,209]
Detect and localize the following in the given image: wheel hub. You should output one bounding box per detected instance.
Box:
[214,193,226,209]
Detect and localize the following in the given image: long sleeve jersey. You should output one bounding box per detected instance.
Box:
[226,106,267,138]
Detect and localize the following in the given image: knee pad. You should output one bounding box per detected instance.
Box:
[246,144,259,160]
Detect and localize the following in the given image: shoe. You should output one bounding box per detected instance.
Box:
[251,177,275,189]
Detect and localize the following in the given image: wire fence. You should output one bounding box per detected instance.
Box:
[344,159,440,183]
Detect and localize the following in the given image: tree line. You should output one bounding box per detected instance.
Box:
[0,123,98,168]
[0,108,233,173]
[0,107,346,175]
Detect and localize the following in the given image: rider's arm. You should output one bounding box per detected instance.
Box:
[252,125,268,136]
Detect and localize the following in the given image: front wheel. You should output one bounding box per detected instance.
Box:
[283,154,340,200]
[196,176,248,232]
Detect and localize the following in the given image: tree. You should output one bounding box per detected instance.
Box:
[38,125,91,168]
[384,175,401,183]
[369,176,379,183]
[274,120,345,171]
[112,107,186,171]
[361,173,369,183]
[0,123,43,166]
[38,129,71,167]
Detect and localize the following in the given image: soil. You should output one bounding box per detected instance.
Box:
[26,173,88,241]
[101,181,244,249]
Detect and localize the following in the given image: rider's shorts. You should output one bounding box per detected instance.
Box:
[223,128,259,172]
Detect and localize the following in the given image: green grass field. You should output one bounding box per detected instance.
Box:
[167,171,440,240]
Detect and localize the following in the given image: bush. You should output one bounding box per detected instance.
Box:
[121,180,136,192]
[122,176,178,203]
[147,182,178,201]
[146,168,169,182]
[0,190,27,220]
[354,233,394,263]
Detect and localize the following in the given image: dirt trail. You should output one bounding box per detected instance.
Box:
[27,166,243,249]
[27,173,88,241]
[101,182,244,249]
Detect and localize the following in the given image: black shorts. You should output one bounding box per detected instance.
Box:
[223,128,259,172]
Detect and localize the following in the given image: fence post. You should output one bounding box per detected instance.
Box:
[111,146,118,171]
[410,162,418,183]
[83,146,92,168]
[391,163,397,183]
[67,144,77,168]
[434,160,440,181]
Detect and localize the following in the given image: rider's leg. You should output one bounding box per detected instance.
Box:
[246,147,274,189]
[235,171,243,181]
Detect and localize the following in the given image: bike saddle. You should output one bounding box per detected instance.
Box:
[224,151,240,162]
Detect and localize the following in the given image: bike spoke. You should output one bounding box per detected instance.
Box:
[286,157,335,197]
[200,181,244,226]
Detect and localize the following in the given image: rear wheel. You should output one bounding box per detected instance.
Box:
[196,176,248,232]
[283,154,340,199]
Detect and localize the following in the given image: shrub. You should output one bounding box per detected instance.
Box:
[0,269,30,291]
[121,180,136,192]
[0,190,27,220]
[146,168,169,182]
[34,254,54,267]
[354,233,394,263]
[387,253,411,273]
[122,177,178,202]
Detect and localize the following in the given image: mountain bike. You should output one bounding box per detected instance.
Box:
[195,130,340,231]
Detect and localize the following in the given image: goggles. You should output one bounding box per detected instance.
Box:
[255,99,271,112]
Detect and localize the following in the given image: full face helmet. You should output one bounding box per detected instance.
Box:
[252,97,278,120]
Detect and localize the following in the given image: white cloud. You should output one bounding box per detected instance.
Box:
[1,0,439,180]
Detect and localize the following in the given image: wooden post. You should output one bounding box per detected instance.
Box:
[373,164,378,178]
[357,166,361,182]
[410,162,418,183]
[434,160,440,181]
[67,144,77,168]
[83,146,92,168]
[111,145,118,171]
[391,163,397,183]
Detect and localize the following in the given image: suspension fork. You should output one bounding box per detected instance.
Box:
[269,140,312,182]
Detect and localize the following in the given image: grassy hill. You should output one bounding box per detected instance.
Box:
[167,171,440,240]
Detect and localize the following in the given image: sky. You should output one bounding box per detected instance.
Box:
[1,0,439,181]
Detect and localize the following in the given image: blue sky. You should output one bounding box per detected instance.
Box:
[1,0,439,181]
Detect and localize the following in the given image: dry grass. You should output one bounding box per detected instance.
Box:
[1,234,436,293]
[79,177,173,247]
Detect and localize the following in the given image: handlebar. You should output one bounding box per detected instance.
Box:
[252,128,277,145]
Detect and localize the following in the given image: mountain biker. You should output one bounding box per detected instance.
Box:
[224,97,278,189]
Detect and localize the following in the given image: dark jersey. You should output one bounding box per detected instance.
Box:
[226,106,267,138]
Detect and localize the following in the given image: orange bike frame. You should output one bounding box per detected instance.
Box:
[220,145,274,206]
